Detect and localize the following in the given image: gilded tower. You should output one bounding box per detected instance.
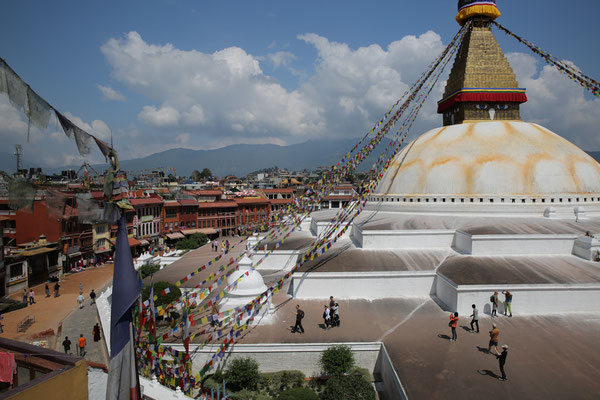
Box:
[438,0,527,126]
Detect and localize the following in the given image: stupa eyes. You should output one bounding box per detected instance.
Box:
[475,104,489,110]
[496,104,509,110]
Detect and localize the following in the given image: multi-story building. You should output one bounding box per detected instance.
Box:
[262,188,295,213]
[178,199,198,230]
[197,201,238,236]
[235,196,270,228]
[162,200,180,233]
[130,194,163,246]
[321,184,357,209]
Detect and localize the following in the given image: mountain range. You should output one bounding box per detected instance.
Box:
[2,143,600,178]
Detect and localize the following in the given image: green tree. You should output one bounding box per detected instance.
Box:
[319,373,375,400]
[224,357,260,392]
[277,387,318,400]
[200,168,212,179]
[320,345,355,376]
[141,281,182,307]
[191,170,202,182]
[140,262,160,279]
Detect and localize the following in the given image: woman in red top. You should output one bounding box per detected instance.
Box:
[450,312,459,341]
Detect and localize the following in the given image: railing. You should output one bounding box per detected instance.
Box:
[3,228,16,234]
[0,210,15,216]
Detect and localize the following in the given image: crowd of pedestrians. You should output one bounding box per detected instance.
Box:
[445,290,515,381]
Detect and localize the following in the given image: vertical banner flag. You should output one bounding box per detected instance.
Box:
[106,213,142,400]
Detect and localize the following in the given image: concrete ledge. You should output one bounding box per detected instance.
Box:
[291,271,436,299]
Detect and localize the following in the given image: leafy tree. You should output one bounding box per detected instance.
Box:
[140,262,160,279]
[191,170,202,182]
[200,168,212,179]
[176,233,207,250]
[320,345,355,376]
[141,281,182,307]
[277,387,318,400]
[225,357,260,392]
[319,372,375,400]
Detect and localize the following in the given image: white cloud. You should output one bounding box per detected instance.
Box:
[138,105,180,128]
[507,52,600,150]
[268,51,296,68]
[97,85,126,101]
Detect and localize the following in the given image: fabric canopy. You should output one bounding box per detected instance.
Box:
[437,89,527,113]
[166,232,185,240]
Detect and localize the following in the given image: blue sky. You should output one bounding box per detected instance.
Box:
[0,0,599,168]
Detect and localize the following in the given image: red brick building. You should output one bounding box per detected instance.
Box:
[235,196,270,228]
[197,201,238,236]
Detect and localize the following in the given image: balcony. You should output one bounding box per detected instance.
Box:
[0,210,15,216]
[3,228,16,235]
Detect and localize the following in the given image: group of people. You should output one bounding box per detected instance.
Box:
[447,292,514,381]
[22,289,36,305]
[323,296,340,330]
[291,296,341,333]
[62,324,102,357]
[211,239,230,253]
[490,290,513,318]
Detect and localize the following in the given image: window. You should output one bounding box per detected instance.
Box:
[95,225,106,234]
[97,238,106,248]
[10,263,23,278]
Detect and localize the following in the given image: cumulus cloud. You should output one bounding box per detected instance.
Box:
[100,30,449,150]
[97,84,126,101]
[268,51,296,68]
[507,52,600,150]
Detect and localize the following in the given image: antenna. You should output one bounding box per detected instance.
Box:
[14,144,22,171]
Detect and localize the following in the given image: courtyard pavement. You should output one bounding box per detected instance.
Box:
[1,264,114,362]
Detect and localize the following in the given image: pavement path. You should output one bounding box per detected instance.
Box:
[1,264,114,352]
[59,284,110,365]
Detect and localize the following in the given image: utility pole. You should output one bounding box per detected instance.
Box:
[14,144,22,172]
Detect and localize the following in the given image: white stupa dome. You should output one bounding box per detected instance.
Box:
[376,121,600,198]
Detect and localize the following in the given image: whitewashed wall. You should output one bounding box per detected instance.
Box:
[252,251,299,271]
[291,271,436,299]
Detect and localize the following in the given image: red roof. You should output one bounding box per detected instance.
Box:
[164,201,181,208]
[196,190,222,196]
[269,199,293,204]
[128,237,141,247]
[262,188,295,194]
[235,197,269,205]
[129,198,163,206]
[197,201,238,209]
[178,199,199,206]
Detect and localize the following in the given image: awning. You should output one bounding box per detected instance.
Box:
[18,247,58,257]
[94,247,112,254]
[128,237,141,247]
[67,252,82,258]
[166,232,185,240]
[182,228,218,235]
[139,240,150,246]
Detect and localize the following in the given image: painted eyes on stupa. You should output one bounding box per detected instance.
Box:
[475,104,509,110]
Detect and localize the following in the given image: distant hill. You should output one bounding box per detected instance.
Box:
[3,144,600,179]
[111,138,393,177]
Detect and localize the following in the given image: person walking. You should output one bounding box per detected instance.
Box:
[488,323,500,355]
[22,289,28,305]
[93,323,101,342]
[77,334,86,357]
[226,240,230,253]
[89,289,96,305]
[77,292,85,309]
[79,282,83,292]
[28,289,35,305]
[54,282,60,297]
[449,312,459,341]
[470,304,480,333]
[214,240,219,252]
[332,303,340,327]
[221,241,226,253]
[45,283,50,297]
[502,290,513,317]
[496,344,509,381]
[292,305,305,333]
[62,336,71,354]
[323,305,331,330]
[491,291,499,317]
